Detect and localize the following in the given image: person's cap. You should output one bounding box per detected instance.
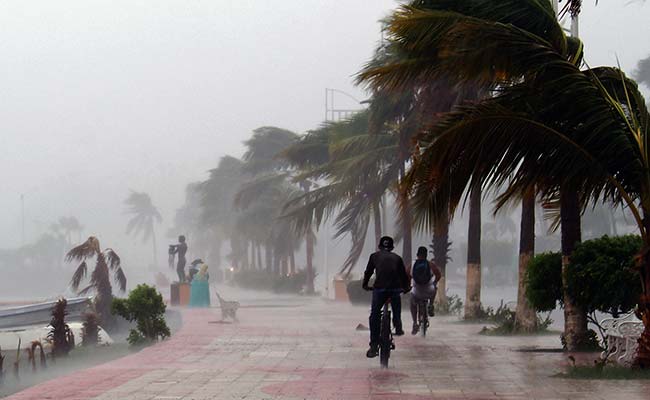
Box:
[378,236,394,250]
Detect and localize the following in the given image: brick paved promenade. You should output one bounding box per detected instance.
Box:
[5,293,650,399]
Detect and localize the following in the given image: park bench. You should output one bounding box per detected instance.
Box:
[600,311,643,366]
[215,292,239,322]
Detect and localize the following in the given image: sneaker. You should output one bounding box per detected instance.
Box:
[394,328,405,336]
[411,323,419,335]
[366,346,379,358]
[428,303,435,317]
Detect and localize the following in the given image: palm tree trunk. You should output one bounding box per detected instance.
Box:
[305,227,315,294]
[560,187,588,351]
[515,189,537,332]
[290,251,296,274]
[433,206,450,309]
[634,214,650,367]
[152,227,158,268]
[265,243,272,272]
[273,248,280,275]
[250,241,256,269]
[245,241,251,270]
[402,207,413,268]
[400,166,413,268]
[373,203,382,246]
[281,256,288,276]
[464,186,482,319]
[256,243,262,270]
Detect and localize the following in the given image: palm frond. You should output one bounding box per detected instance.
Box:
[65,237,100,262]
[234,173,290,210]
[113,268,127,292]
[104,249,121,271]
[70,261,88,290]
[77,284,94,296]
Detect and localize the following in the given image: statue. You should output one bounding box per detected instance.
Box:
[169,235,188,282]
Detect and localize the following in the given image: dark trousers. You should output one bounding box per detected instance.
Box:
[369,288,403,347]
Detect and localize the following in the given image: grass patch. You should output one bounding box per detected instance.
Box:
[555,365,650,380]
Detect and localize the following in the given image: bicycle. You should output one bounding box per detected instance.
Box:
[366,286,397,368]
[379,297,395,367]
[413,296,430,337]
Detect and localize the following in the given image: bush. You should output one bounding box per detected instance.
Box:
[81,312,100,347]
[273,270,309,294]
[48,298,74,357]
[479,301,554,335]
[111,284,170,346]
[346,279,371,305]
[232,269,309,294]
[566,235,641,316]
[435,293,463,316]
[525,236,642,318]
[525,252,563,312]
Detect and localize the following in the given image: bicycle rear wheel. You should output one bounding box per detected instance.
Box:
[379,309,391,367]
[419,302,428,337]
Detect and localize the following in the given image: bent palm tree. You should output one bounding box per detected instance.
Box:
[68,237,127,327]
[125,191,163,268]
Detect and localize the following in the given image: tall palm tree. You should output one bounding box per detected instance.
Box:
[364,0,650,360]
[124,191,163,268]
[282,111,402,276]
[67,237,126,327]
[52,216,83,246]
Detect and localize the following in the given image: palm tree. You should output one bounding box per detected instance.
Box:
[124,191,163,268]
[634,54,650,88]
[363,0,650,360]
[52,216,83,246]
[282,111,402,276]
[67,237,127,327]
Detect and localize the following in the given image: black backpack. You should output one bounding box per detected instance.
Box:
[412,259,432,285]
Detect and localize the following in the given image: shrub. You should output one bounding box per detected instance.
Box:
[566,235,642,316]
[111,284,170,345]
[525,236,642,318]
[273,270,308,294]
[232,269,309,294]
[81,312,100,346]
[525,252,563,312]
[346,279,372,305]
[48,298,74,357]
[435,293,463,316]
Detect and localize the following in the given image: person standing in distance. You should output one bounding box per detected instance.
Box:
[362,236,410,358]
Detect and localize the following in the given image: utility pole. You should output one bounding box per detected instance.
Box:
[21,194,25,246]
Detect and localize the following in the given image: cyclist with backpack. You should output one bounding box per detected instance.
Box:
[408,246,442,335]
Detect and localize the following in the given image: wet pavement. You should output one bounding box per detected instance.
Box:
[5,290,650,400]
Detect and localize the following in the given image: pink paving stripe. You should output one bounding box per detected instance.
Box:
[5,308,220,400]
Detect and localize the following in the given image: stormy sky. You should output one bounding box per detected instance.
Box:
[0,0,648,262]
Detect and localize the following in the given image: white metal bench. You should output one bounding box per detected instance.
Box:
[600,312,643,366]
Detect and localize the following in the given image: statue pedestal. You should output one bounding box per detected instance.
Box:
[171,283,191,306]
[333,278,349,302]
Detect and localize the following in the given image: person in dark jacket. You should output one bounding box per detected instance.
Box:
[362,235,410,358]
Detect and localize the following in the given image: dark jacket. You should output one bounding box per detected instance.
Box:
[362,250,409,290]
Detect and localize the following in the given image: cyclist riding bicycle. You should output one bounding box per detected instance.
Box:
[362,236,410,358]
[407,246,442,335]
